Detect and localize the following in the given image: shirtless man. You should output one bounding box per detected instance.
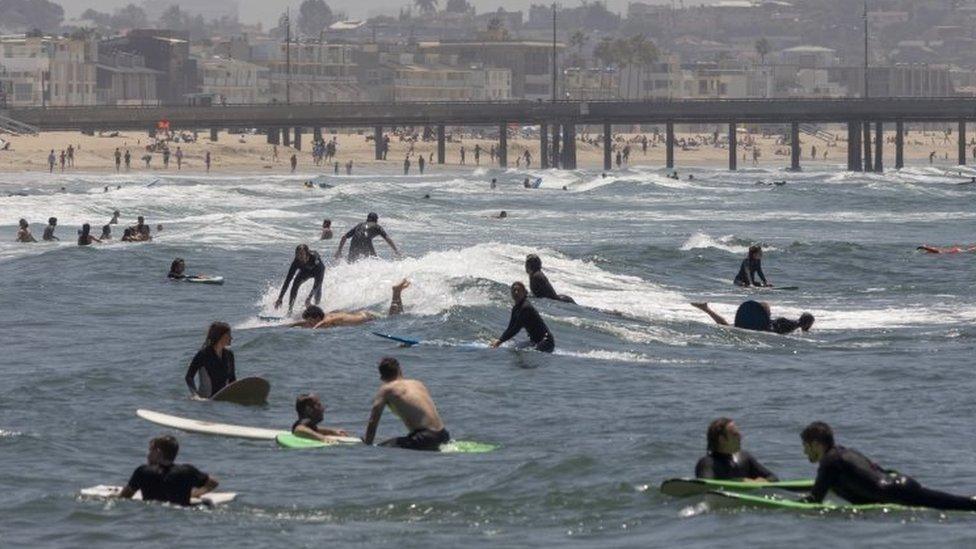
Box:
[292,279,409,329]
[16,219,36,242]
[363,357,450,451]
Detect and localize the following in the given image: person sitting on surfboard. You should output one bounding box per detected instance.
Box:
[275,244,326,314]
[525,254,575,304]
[334,212,400,262]
[491,281,555,353]
[292,279,409,329]
[799,422,976,511]
[691,301,814,335]
[185,322,236,399]
[119,435,218,507]
[734,245,771,287]
[292,394,350,441]
[695,418,778,482]
[363,357,450,451]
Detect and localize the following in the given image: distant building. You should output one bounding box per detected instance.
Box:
[355,51,511,102]
[96,51,161,105]
[0,34,98,107]
[616,54,683,100]
[100,30,199,105]
[828,65,955,97]
[562,67,618,100]
[250,39,363,103]
[197,56,270,104]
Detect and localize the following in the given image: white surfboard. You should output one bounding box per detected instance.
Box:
[81,484,237,506]
[136,409,284,440]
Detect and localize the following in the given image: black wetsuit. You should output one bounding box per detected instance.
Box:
[382,428,451,451]
[529,270,576,304]
[695,451,779,481]
[125,463,209,506]
[733,301,803,335]
[806,445,976,511]
[344,222,389,262]
[43,225,57,241]
[734,258,767,287]
[184,347,236,398]
[498,298,555,353]
[167,272,186,279]
[278,252,326,309]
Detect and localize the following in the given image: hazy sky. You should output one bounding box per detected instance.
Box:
[66,0,696,25]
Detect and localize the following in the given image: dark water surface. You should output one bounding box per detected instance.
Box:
[2,166,975,547]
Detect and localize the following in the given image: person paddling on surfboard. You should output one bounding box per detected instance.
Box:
[491,281,555,353]
[799,422,976,511]
[292,394,350,441]
[691,301,814,335]
[185,322,236,399]
[917,244,976,254]
[292,279,409,329]
[696,418,778,482]
[275,244,326,314]
[363,357,450,451]
[168,258,188,279]
[525,254,575,304]
[118,435,219,507]
[734,245,771,287]
[334,212,400,263]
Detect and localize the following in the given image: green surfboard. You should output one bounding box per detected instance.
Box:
[660,477,814,497]
[706,490,913,512]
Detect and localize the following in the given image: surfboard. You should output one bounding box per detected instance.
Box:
[276,432,495,453]
[705,490,912,512]
[185,276,224,285]
[371,332,421,346]
[81,485,236,506]
[531,177,543,189]
[370,332,488,349]
[660,478,813,497]
[210,377,270,405]
[258,315,285,322]
[275,432,363,448]
[136,409,284,440]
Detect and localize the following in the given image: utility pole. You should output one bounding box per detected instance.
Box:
[285,8,292,105]
[551,3,557,102]
[863,0,869,99]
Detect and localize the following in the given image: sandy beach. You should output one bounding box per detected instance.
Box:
[0,125,973,175]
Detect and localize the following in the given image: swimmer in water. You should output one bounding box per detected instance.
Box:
[363,357,450,451]
[917,244,976,254]
[320,219,333,240]
[734,245,771,287]
[291,394,350,441]
[117,435,218,507]
[275,244,326,314]
[77,223,101,246]
[691,301,814,334]
[184,322,236,399]
[798,422,976,511]
[43,217,59,241]
[334,212,400,262]
[491,281,555,353]
[121,228,137,242]
[16,219,36,243]
[490,178,497,189]
[168,258,187,279]
[100,224,112,240]
[110,211,120,224]
[292,279,409,329]
[496,210,508,219]
[695,417,778,482]
[523,177,531,188]
[525,254,575,303]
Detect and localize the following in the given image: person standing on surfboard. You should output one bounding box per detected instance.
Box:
[333,212,400,262]
[292,279,409,329]
[363,357,450,451]
[119,435,218,506]
[185,322,236,399]
[491,281,555,353]
[525,254,575,304]
[695,418,778,482]
[691,301,814,335]
[275,244,325,314]
[292,394,350,441]
[734,245,771,287]
[799,422,976,511]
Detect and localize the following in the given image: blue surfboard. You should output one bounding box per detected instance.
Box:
[371,332,421,346]
[531,177,543,189]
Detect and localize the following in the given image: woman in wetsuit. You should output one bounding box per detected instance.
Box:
[184,322,236,399]
[734,245,770,287]
[77,223,101,246]
[275,244,326,314]
[525,254,575,303]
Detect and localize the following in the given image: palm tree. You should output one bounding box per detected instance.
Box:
[635,38,659,99]
[569,30,589,68]
[414,0,438,15]
[593,37,614,96]
[755,37,771,65]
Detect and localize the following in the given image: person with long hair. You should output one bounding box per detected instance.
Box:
[734,245,770,287]
[184,322,236,399]
[695,418,778,481]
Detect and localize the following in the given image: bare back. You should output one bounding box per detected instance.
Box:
[380,379,443,432]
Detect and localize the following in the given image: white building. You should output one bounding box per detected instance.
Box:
[198,56,270,104]
[0,34,98,107]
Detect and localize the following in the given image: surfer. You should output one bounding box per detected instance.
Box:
[99,224,112,240]
[695,418,778,482]
[917,245,975,254]
[334,212,400,262]
[292,394,350,441]
[16,219,36,242]
[275,244,325,314]
[168,258,187,279]
[77,223,101,246]
[293,279,409,329]
[184,322,236,399]
[491,281,555,353]
[363,357,450,451]
[118,435,219,507]
[525,254,575,303]
[691,301,814,334]
[734,245,770,287]
[798,422,976,511]
[320,219,333,240]
[42,217,59,241]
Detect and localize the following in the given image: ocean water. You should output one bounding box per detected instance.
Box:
[1,164,975,547]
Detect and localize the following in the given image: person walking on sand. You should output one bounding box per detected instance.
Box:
[114,148,121,172]
[205,151,211,173]
[176,147,183,170]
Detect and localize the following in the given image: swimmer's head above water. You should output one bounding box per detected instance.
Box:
[524,254,542,274]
